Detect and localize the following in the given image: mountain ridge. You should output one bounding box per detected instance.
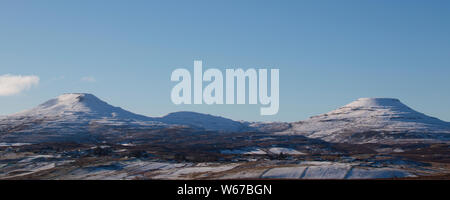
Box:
[0,93,246,139]
[1,93,449,144]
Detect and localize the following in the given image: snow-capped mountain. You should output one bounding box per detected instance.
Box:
[2,94,449,144]
[0,93,164,143]
[158,111,246,132]
[276,98,450,143]
[0,93,246,143]
[11,93,152,121]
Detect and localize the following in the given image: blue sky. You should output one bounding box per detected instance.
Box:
[1,0,450,122]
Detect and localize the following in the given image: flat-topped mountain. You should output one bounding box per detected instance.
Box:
[276,98,450,143]
[11,93,151,121]
[0,93,246,143]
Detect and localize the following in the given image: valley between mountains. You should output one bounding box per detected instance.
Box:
[1,93,449,179]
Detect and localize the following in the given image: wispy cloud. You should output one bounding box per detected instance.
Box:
[0,74,40,96]
[81,76,96,83]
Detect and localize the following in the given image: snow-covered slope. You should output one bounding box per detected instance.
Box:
[0,93,247,143]
[0,93,166,143]
[2,94,449,144]
[157,111,246,132]
[12,93,151,121]
[276,98,450,143]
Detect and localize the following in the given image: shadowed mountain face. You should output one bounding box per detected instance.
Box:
[276,98,450,143]
[158,111,246,132]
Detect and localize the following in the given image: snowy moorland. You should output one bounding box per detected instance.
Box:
[1,93,449,180]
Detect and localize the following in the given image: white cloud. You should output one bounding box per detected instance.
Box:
[0,74,40,96]
[81,76,96,82]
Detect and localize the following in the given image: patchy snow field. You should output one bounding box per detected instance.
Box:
[260,162,413,179]
[0,156,416,180]
[268,147,305,155]
[220,147,305,155]
[220,148,266,155]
